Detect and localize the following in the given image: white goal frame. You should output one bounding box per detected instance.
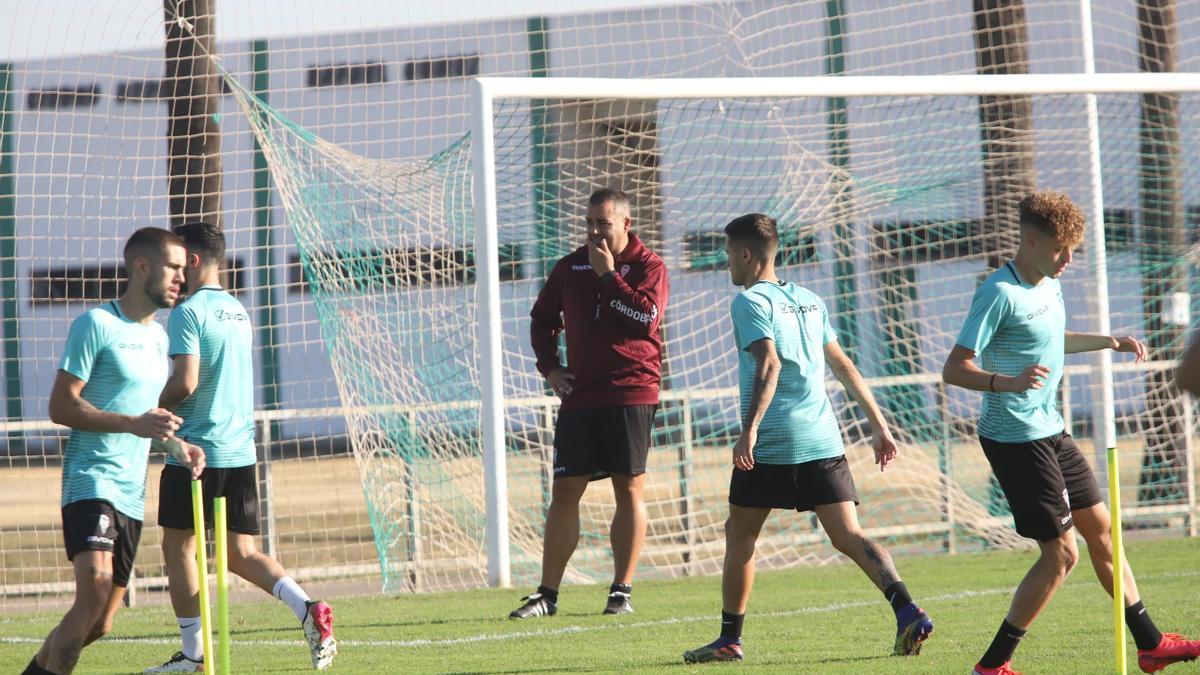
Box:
[470,71,1200,587]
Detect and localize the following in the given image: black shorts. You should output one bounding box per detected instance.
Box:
[981,432,1104,542]
[61,499,143,587]
[158,464,262,535]
[553,404,657,480]
[729,455,860,512]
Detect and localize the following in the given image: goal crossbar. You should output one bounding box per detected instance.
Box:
[475,72,1200,101]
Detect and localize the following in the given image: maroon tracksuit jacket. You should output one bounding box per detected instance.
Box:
[530,233,668,411]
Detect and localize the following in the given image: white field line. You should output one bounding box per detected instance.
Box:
[3,569,1199,649]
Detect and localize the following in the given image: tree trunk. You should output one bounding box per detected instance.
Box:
[973,0,1034,270]
[164,0,223,230]
[1135,0,1187,503]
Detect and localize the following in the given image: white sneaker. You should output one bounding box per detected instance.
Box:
[144,651,204,673]
[302,600,337,670]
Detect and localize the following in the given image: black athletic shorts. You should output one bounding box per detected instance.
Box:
[981,432,1104,542]
[158,463,262,535]
[61,499,143,587]
[553,404,658,480]
[729,455,860,512]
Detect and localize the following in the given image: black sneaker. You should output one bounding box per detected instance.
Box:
[508,592,557,619]
[603,591,633,615]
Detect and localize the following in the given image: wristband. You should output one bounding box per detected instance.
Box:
[599,270,615,284]
[989,373,997,392]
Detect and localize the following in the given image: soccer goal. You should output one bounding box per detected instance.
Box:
[465,72,1200,587]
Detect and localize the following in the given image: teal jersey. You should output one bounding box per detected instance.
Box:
[167,286,256,468]
[956,261,1066,443]
[731,281,844,464]
[58,301,169,520]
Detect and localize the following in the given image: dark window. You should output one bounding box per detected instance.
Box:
[1104,207,1136,251]
[1187,206,1200,246]
[29,264,123,304]
[287,244,521,294]
[30,257,244,304]
[871,219,976,266]
[116,79,163,102]
[404,55,480,81]
[685,230,817,271]
[116,78,231,102]
[26,84,101,110]
[218,257,246,294]
[305,62,388,88]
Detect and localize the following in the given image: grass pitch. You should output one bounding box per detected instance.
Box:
[2,537,1198,674]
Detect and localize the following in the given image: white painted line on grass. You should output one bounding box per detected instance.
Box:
[3,569,1198,650]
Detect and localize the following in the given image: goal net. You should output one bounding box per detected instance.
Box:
[0,1,1197,603]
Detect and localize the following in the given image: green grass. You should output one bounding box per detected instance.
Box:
[3,538,1198,674]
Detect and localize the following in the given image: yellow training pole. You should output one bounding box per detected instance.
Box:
[1107,447,1127,675]
[213,497,231,675]
[191,480,215,675]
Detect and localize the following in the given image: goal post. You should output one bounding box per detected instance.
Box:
[471,72,1200,587]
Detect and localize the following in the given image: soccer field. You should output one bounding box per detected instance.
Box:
[2,538,1196,674]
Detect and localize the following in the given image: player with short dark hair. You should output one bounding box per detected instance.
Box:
[24,228,205,675]
[145,222,336,673]
[509,188,669,618]
[943,190,1200,674]
[683,213,933,664]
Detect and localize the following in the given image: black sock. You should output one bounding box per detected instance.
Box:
[22,657,56,675]
[720,610,744,642]
[883,581,913,615]
[610,583,631,596]
[1125,601,1164,651]
[979,619,1026,669]
[536,585,558,604]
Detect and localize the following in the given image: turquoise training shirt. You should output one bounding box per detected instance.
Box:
[731,280,844,464]
[58,301,170,521]
[956,261,1066,443]
[167,286,256,468]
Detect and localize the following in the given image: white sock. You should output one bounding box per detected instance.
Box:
[178,616,203,661]
[272,576,311,622]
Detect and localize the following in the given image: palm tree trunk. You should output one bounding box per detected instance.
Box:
[164,0,223,229]
[973,0,1034,270]
[1135,0,1186,503]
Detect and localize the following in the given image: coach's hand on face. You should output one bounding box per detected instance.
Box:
[732,427,756,471]
[547,368,575,399]
[131,408,183,441]
[1006,364,1051,392]
[587,238,616,276]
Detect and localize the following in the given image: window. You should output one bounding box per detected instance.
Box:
[685,230,817,271]
[117,77,232,102]
[26,85,101,110]
[305,62,388,88]
[116,79,163,102]
[1104,208,1135,251]
[29,257,244,305]
[404,55,480,81]
[29,264,123,304]
[871,219,975,265]
[287,244,522,294]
